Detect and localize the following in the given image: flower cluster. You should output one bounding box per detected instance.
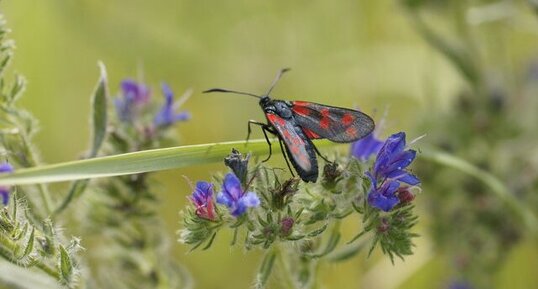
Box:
[114,79,190,128]
[114,79,150,122]
[188,172,260,220]
[0,163,14,205]
[190,181,217,221]
[154,84,191,127]
[364,132,420,211]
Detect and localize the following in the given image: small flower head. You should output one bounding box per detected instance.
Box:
[216,173,260,217]
[0,163,14,205]
[153,83,191,127]
[367,132,420,212]
[351,131,384,162]
[397,187,415,204]
[114,79,151,122]
[280,217,294,237]
[224,149,250,185]
[190,181,217,221]
[322,162,342,186]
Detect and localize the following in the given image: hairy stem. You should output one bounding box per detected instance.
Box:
[276,245,296,289]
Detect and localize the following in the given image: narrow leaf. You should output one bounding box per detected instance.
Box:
[59,245,73,283]
[90,62,108,157]
[18,227,34,260]
[0,139,334,186]
[53,63,109,215]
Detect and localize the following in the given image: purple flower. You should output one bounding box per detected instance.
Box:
[367,132,420,212]
[0,163,14,205]
[367,175,400,212]
[114,79,151,122]
[153,83,191,127]
[216,173,260,217]
[351,131,384,162]
[190,181,217,221]
[372,132,419,186]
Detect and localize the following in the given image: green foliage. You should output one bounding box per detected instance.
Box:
[0,14,81,288]
[0,193,82,289]
[406,1,538,287]
[179,152,421,287]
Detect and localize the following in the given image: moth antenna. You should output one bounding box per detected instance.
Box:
[265,68,291,96]
[203,88,261,99]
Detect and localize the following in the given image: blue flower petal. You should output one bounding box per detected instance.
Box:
[173,111,191,122]
[368,191,399,212]
[231,192,260,216]
[216,191,233,207]
[368,179,400,211]
[384,150,416,174]
[0,163,14,173]
[240,192,260,207]
[231,202,247,217]
[379,180,400,197]
[161,83,174,105]
[222,173,242,200]
[121,79,150,104]
[351,132,384,161]
[374,132,406,172]
[0,187,9,206]
[397,173,420,185]
[195,181,213,198]
[153,84,190,127]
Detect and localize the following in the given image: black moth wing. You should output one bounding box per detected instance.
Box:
[291,101,375,143]
[266,112,318,182]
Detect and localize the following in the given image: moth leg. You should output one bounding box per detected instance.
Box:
[246,120,275,162]
[246,120,268,144]
[312,144,331,163]
[278,138,296,177]
[260,125,274,163]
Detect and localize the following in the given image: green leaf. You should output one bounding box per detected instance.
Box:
[18,227,34,260]
[54,63,108,215]
[0,139,334,186]
[327,239,367,262]
[59,245,73,284]
[89,62,108,158]
[307,224,341,258]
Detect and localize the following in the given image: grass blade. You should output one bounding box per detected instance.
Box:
[0,139,333,186]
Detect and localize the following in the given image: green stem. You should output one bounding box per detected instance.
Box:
[421,148,538,236]
[0,139,334,186]
[276,245,296,289]
[0,235,60,280]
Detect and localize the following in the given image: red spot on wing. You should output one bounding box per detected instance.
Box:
[319,118,330,129]
[267,114,286,126]
[342,113,354,126]
[293,101,309,106]
[345,127,358,138]
[319,108,331,129]
[303,128,321,139]
[293,105,310,116]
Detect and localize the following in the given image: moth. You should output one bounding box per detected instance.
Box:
[204,69,375,182]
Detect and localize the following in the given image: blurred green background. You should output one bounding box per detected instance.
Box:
[2,1,538,288]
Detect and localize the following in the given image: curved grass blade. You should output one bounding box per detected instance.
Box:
[420,147,538,236]
[0,139,333,186]
[53,62,109,216]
